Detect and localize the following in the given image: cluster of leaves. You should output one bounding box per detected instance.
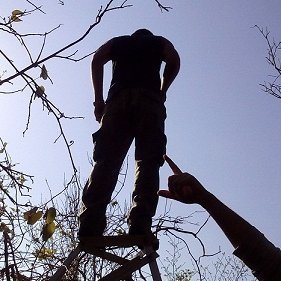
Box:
[24,206,56,241]
[176,270,193,281]
[0,139,66,280]
[0,147,79,280]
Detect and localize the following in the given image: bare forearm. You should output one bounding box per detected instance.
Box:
[91,39,112,103]
[91,62,104,103]
[163,154,252,248]
[161,38,180,94]
[161,62,180,93]
[199,190,254,248]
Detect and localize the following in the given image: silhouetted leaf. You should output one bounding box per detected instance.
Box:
[40,64,48,80]
[35,85,45,97]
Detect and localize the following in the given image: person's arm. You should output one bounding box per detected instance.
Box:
[158,155,258,249]
[159,155,281,280]
[160,38,180,98]
[91,39,113,122]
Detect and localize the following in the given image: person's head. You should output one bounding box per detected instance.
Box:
[131,28,153,37]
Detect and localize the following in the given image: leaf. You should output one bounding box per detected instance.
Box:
[35,86,45,97]
[11,14,22,22]
[44,207,56,224]
[23,207,43,225]
[40,64,48,80]
[17,174,27,185]
[0,222,11,233]
[23,207,38,220]
[28,211,43,225]
[12,9,24,16]
[11,10,24,23]
[34,247,56,260]
[42,221,56,241]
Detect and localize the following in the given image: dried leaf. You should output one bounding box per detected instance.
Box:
[42,221,56,241]
[0,222,11,233]
[40,64,48,80]
[35,85,45,97]
[23,207,43,225]
[34,247,56,260]
[29,211,43,225]
[23,207,38,220]
[17,174,27,185]
[11,14,22,22]
[44,207,56,224]
[12,9,24,16]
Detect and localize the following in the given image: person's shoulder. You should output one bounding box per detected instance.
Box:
[156,36,172,44]
[112,35,131,42]
[109,35,131,47]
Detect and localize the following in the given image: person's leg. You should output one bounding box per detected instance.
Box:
[79,158,127,237]
[128,160,161,235]
[79,97,134,238]
[128,90,167,235]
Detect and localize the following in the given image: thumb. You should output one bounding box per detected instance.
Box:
[158,190,176,200]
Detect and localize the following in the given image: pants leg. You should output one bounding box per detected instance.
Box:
[128,89,167,234]
[130,160,165,224]
[79,97,134,237]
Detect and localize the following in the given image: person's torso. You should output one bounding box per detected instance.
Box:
[109,35,164,96]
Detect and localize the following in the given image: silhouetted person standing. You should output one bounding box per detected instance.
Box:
[79,29,180,239]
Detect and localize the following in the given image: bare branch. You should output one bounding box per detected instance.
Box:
[154,0,172,12]
[256,25,281,100]
[0,2,132,86]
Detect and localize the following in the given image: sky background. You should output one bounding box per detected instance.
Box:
[1,0,281,278]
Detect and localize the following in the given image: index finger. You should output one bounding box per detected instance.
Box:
[164,155,183,174]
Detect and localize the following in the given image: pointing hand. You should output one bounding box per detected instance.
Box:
[158,155,205,204]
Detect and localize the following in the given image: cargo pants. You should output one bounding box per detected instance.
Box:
[79,88,167,236]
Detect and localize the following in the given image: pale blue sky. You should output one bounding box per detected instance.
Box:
[1,0,281,276]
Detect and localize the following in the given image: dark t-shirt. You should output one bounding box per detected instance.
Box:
[108,35,164,98]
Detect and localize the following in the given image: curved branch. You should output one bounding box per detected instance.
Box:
[0,1,132,86]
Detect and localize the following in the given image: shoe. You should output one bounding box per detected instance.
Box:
[78,209,106,240]
[78,219,106,252]
[128,218,152,236]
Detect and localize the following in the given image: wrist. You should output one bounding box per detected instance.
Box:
[198,190,215,209]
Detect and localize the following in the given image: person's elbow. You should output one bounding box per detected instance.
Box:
[165,47,181,74]
[172,49,181,73]
[92,41,112,68]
